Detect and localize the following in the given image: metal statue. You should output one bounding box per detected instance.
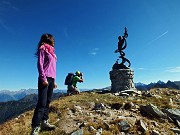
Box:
[113,27,131,70]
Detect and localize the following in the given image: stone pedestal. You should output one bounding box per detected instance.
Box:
[109,69,135,93]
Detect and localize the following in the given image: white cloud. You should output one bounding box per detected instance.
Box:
[136,67,163,71]
[138,68,145,70]
[94,48,99,51]
[89,48,99,56]
[90,52,97,55]
[166,67,180,73]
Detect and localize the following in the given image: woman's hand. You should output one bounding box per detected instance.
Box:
[43,81,49,86]
[54,83,57,89]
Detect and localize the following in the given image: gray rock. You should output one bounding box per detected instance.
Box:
[119,93,130,96]
[140,104,167,118]
[114,93,120,96]
[79,122,87,128]
[176,120,180,128]
[163,109,180,121]
[71,129,83,135]
[97,128,102,134]
[124,102,134,110]
[73,105,82,112]
[167,116,174,123]
[88,126,96,132]
[152,94,162,99]
[94,103,106,110]
[169,98,173,105]
[117,116,137,126]
[95,132,101,135]
[138,120,147,133]
[151,121,159,127]
[118,120,131,131]
[125,117,137,126]
[142,92,152,97]
[170,128,180,134]
[103,122,110,130]
[151,130,160,135]
[120,89,141,95]
[111,103,123,110]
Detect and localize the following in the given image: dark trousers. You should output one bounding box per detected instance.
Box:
[67,85,80,94]
[32,77,54,127]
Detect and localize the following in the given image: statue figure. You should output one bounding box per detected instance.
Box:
[113,27,131,70]
[114,36,126,57]
[114,27,128,56]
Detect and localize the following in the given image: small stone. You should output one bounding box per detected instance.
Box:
[71,129,83,135]
[118,120,131,131]
[138,120,147,133]
[89,126,96,132]
[170,128,180,134]
[151,130,160,135]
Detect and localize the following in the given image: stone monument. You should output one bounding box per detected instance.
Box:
[109,27,136,93]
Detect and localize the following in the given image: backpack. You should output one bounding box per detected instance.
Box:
[64,73,74,85]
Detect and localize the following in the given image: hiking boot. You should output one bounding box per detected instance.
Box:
[67,90,72,96]
[74,89,80,94]
[41,120,56,130]
[30,126,40,135]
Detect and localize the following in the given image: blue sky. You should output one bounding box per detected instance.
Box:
[0,0,180,91]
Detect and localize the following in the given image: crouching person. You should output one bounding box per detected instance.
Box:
[66,71,83,95]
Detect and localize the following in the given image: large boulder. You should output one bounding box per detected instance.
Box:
[140,104,167,118]
[163,109,180,121]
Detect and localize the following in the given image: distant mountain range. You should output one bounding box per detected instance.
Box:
[0,80,179,102]
[0,88,90,102]
[135,80,180,90]
[0,89,66,102]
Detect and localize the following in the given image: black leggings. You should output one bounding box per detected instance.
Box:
[32,77,54,127]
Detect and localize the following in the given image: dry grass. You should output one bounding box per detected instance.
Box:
[0,88,179,135]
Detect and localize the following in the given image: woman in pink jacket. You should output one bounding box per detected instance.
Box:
[31,33,57,135]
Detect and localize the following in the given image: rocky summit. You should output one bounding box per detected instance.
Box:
[0,88,180,135]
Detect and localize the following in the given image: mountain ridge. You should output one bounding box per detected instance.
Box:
[0,89,66,102]
[0,80,179,102]
[135,80,180,90]
[0,92,65,124]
